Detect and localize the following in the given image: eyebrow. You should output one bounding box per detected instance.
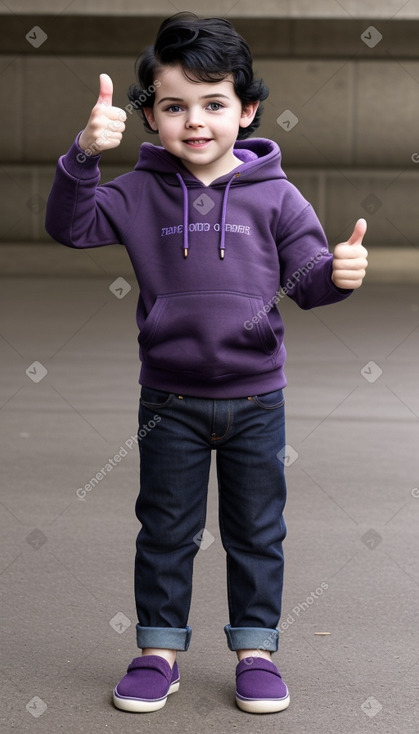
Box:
[157,94,231,106]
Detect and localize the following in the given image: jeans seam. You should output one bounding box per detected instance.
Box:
[251,397,285,410]
[210,399,233,443]
[217,461,234,623]
[140,396,174,410]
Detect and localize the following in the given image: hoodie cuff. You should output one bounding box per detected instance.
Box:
[59,132,102,181]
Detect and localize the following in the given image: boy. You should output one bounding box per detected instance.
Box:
[45,12,367,715]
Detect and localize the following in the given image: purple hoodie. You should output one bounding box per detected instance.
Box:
[45,136,351,398]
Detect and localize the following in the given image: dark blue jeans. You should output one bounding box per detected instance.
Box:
[134,386,287,652]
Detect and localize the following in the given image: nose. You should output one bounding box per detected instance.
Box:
[185,106,204,129]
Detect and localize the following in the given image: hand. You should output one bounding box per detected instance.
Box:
[78,74,127,155]
[332,218,368,289]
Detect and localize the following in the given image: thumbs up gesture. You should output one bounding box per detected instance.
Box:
[332,218,368,289]
[78,74,127,155]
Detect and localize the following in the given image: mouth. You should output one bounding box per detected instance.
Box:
[183,138,212,147]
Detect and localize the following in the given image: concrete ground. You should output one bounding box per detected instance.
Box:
[1,251,418,733]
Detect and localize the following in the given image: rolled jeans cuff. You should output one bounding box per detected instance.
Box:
[224,624,279,652]
[136,624,192,651]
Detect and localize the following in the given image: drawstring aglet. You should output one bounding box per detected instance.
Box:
[219,248,225,260]
[183,248,188,258]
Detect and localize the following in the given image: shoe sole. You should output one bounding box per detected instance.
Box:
[113,680,179,713]
[235,692,290,714]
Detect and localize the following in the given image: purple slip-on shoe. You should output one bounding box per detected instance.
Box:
[235,656,290,714]
[113,655,180,712]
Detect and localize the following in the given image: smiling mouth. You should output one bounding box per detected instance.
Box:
[184,138,212,146]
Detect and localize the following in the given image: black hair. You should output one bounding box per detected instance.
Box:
[127,12,269,139]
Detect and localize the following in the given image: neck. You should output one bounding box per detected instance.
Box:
[184,153,242,186]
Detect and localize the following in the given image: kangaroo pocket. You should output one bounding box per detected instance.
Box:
[139,290,280,379]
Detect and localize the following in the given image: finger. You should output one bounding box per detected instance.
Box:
[334,276,365,289]
[332,270,366,289]
[333,244,368,263]
[347,218,367,246]
[333,267,367,280]
[103,107,127,122]
[333,255,368,270]
[106,118,126,131]
[97,73,113,106]
[93,127,124,148]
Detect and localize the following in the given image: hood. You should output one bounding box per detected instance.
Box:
[134,138,287,259]
[134,137,286,184]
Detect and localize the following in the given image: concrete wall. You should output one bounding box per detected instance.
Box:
[2,1,419,18]
[1,6,419,254]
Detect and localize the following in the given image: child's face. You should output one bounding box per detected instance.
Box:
[144,64,258,184]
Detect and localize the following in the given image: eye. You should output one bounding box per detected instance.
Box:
[165,105,183,113]
[207,102,223,111]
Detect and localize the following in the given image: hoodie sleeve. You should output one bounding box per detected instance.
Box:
[45,135,140,248]
[276,192,352,310]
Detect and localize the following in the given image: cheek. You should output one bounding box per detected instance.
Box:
[157,126,179,148]
[157,119,178,137]
[158,127,176,143]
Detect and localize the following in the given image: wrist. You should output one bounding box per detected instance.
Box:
[78,129,89,152]
[75,131,101,160]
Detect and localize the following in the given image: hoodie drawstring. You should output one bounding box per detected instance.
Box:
[176,172,237,259]
[218,175,235,260]
[176,174,190,258]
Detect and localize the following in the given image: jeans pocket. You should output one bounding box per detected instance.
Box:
[140,386,174,409]
[251,388,285,410]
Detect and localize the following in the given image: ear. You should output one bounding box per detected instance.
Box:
[239,101,259,130]
[143,107,158,131]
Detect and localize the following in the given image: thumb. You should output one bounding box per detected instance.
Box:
[97,73,113,106]
[347,218,367,245]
